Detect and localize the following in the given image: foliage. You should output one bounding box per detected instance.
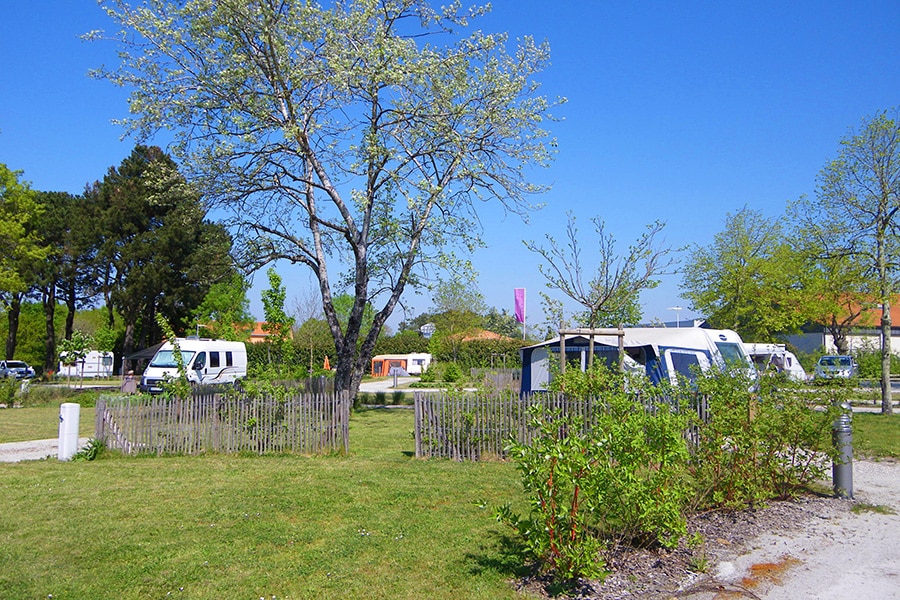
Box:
[793,108,900,414]
[93,0,558,397]
[372,329,429,356]
[525,212,677,328]
[500,365,847,582]
[855,349,900,378]
[499,373,693,582]
[192,270,254,341]
[294,317,337,375]
[0,163,49,294]
[690,373,842,507]
[430,335,523,370]
[483,307,525,339]
[92,145,234,354]
[442,362,464,383]
[681,207,807,341]
[57,330,95,366]
[71,438,107,461]
[155,313,191,399]
[260,268,295,363]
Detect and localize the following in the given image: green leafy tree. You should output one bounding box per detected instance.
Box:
[261,267,296,365]
[192,271,254,341]
[0,164,50,359]
[681,207,806,341]
[94,145,234,357]
[794,108,900,414]
[789,232,874,354]
[92,0,558,394]
[525,212,676,328]
[58,330,95,378]
[429,279,486,362]
[483,307,525,339]
[32,191,101,372]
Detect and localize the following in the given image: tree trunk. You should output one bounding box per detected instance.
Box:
[5,294,22,360]
[122,321,136,372]
[64,280,77,340]
[43,284,57,375]
[882,300,893,415]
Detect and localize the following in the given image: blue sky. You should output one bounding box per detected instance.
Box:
[2,1,899,332]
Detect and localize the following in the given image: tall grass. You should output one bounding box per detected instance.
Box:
[0,408,532,600]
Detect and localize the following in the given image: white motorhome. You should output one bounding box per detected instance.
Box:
[58,351,114,378]
[520,327,757,392]
[743,343,807,381]
[139,338,247,394]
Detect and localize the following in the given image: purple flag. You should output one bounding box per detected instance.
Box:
[514,288,526,323]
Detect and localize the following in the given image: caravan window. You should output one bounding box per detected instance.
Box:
[225,351,233,367]
[209,352,221,368]
[669,352,702,381]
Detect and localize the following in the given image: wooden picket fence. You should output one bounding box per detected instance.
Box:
[95,391,350,456]
[414,391,709,461]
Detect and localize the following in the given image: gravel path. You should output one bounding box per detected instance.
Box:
[0,437,90,462]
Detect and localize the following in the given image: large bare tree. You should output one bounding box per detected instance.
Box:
[92,0,558,394]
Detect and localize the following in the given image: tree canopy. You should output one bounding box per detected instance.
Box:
[681,207,807,341]
[94,0,559,393]
[794,108,900,414]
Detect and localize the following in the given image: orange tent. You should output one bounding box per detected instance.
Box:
[323,355,331,370]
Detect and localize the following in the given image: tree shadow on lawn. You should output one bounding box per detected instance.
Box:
[466,531,597,598]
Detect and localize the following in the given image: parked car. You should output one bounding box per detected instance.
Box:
[0,360,36,379]
[814,355,858,380]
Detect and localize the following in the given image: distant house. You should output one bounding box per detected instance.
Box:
[786,302,900,355]
[249,321,294,344]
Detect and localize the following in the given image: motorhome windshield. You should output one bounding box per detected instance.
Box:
[149,350,196,368]
[716,342,749,368]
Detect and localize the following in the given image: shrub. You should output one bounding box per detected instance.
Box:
[690,372,842,508]
[499,365,843,582]
[442,362,463,383]
[499,368,694,582]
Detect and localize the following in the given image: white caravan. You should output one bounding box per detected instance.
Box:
[520,327,758,392]
[139,338,247,394]
[743,343,807,381]
[59,350,114,378]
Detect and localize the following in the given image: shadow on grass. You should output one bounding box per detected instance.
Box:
[467,531,599,598]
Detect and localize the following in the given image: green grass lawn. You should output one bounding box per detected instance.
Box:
[0,405,96,442]
[852,411,900,458]
[1,391,897,599]
[0,408,534,600]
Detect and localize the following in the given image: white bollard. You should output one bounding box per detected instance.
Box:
[58,403,81,461]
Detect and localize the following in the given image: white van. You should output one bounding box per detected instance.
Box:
[139,338,247,394]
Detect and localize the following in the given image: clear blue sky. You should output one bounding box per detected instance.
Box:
[2,1,898,332]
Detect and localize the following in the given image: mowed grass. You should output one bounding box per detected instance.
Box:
[0,408,533,600]
[852,412,900,458]
[0,405,96,442]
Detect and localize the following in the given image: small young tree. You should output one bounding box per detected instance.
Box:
[261,267,296,370]
[525,213,677,328]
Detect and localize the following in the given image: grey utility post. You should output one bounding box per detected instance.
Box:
[832,401,853,499]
